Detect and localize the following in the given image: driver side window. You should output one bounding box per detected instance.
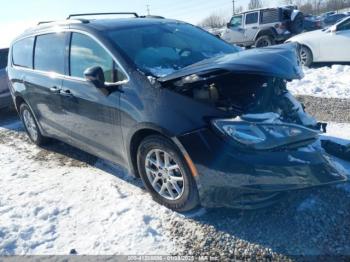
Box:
[337,19,350,31]
[70,33,126,82]
[229,15,243,28]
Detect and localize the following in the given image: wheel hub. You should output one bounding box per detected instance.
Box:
[145,149,185,201]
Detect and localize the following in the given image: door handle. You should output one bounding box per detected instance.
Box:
[50,86,61,94]
[60,89,74,97]
[252,26,258,29]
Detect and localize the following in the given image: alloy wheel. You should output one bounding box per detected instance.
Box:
[145,149,185,200]
[256,38,271,48]
[299,49,309,66]
[23,109,38,141]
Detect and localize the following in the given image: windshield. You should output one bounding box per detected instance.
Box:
[107,22,239,77]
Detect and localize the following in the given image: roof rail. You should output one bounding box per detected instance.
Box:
[67,12,139,20]
[37,21,55,25]
[37,19,89,26]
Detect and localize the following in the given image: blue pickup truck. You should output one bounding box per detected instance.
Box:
[0,48,12,109]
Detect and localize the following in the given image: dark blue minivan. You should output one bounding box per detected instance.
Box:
[7,13,347,211]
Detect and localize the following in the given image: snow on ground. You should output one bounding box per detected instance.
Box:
[324,122,350,143]
[288,65,350,99]
[1,114,350,256]
[0,121,181,255]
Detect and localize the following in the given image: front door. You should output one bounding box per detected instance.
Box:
[319,18,350,62]
[61,32,128,163]
[222,15,246,44]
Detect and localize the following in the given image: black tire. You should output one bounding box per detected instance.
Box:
[299,45,313,67]
[289,12,304,34]
[19,103,48,146]
[255,35,275,48]
[137,135,199,212]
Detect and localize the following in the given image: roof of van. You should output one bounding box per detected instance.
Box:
[15,17,183,40]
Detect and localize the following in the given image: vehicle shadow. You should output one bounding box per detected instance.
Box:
[2,113,350,257]
[0,108,21,131]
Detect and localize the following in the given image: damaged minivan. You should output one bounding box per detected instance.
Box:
[8,14,347,211]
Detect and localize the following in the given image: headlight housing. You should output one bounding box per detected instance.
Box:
[212,119,320,150]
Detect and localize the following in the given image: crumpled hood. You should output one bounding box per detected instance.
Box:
[159,43,303,83]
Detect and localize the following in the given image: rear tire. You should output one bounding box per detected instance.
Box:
[19,103,48,146]
[255,35,275,48]
[299,45,313,67]
[137,135,199,212]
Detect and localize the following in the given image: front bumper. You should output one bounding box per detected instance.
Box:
[178,128,347,209]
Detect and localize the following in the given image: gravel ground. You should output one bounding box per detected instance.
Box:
[1,97,350,261]
[297,95,350,123]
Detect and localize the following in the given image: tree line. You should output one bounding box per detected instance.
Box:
[283,0,350,15]
[199,0,350,28]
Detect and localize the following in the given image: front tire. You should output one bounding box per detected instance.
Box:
[299,45,313,67]
[19,103,47,146]
[137,135,199,212]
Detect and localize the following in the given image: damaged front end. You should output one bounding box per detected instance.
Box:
[157,44,347,208]
[159,43,318,132]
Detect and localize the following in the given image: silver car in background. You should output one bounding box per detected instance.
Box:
[0,48,12,109]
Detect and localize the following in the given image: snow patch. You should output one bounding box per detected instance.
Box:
[0,132,179,255]
[288,65,350,99]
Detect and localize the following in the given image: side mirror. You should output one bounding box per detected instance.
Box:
[84,66,105,89]
[226,22,231,28]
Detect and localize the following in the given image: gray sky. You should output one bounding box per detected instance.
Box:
[0,0,280,48]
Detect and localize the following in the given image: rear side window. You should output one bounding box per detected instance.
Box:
[0,49,8,69]
[70,33,126,82]
[245,12,259,25]
[34,33,66,74]
[12,37,34,68]
[261,9,280,24]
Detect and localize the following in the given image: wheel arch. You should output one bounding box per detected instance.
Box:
[14,94,26,112]
[14,94,46,135]
[127,125,196,178]
[254,27,277,41]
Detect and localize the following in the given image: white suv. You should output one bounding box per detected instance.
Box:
[221,7,304,48]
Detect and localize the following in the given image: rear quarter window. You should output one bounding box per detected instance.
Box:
[12,37,34,68]
[34,33,66,74]
[261,9,280,24]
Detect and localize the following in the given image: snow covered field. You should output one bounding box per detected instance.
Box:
[0,120,181,255]
[288,65,350,99]
[1,65,350,258]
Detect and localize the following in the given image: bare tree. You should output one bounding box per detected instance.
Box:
[248,0,263,10]
[198,12,229,28]
[235,6,244,14]
[279,0,350,14]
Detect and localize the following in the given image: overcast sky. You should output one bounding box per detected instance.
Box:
[0,0,280,48]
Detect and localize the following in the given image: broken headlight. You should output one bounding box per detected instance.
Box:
[212,119,320,150]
